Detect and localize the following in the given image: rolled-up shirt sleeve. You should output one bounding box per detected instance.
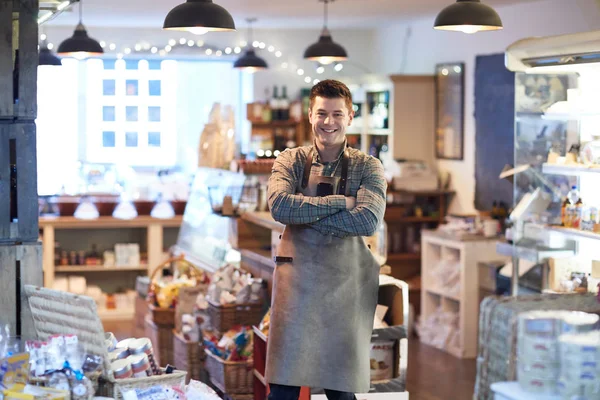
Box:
[309,156,387,237]
[268,149,347,225]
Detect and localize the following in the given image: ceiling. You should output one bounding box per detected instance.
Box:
[48,0,537,29]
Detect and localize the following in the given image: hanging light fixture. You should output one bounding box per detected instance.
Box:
[234,18,268,73]
[304,0,347,65]
[163,0,235,34]
[57,0,103,59]
[434,0,503,34]
[39,34,62,66]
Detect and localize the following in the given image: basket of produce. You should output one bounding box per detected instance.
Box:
[201,265,267,332]
[24,286,187,400]
[147,255,210,327]
[203,327,254,394]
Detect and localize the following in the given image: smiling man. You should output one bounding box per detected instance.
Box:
[265,80,388,400]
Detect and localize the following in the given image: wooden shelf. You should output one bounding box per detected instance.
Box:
[55,265,148,272]
[542,163,600,176]
[240,212,284,233]
[425,287,460,302]
[39,215,183,229]
[250,120,302,127]
[546,225,600,242]
[388,189,455,196]
[387,253,421,262]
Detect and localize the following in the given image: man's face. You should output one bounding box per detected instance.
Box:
[308,96,354,150]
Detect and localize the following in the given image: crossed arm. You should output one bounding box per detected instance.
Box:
[268,150,387,237]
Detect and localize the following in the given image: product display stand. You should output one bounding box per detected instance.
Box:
[420,230,504,358]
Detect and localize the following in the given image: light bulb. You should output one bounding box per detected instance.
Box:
[109,43,116,50]
[100,41,106,48]
[316,66,325,74]
[297,69,304,76]
[304,77,311,83]
[313,79,320,85]
[268,46,275,52]
[318,57,337,65]
[47,43,54,50]
[275,51,282,58]
[187,40,195,47]
[168,39,176,46]
[458,25,480,34]
[225,47,232,54]
[205,49,213,55]
[234,47,241,54]
[334,63,343,72]
[180,38,187,45]
[189,27,209,35]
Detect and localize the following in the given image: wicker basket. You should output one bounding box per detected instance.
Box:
[207,300,264,333]
[173,331,205,384]
[204,349,253,395]
[145,315,174,367]
[24,286,187,400]
[147,255,208,327]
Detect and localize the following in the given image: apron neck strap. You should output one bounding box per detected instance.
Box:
[301,147,350,196]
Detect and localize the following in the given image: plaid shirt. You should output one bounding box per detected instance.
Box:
[268,143,387,238]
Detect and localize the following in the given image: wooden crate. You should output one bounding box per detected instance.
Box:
[0,243,43,339]
[0,0,38,120]
[0,121,39,243]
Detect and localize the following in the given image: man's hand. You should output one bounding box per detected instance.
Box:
[345,196,356,209]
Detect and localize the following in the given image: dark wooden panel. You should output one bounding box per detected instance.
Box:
[0,122,38,242]
[0,244,18,334]
[0,1,14,117]
[14,122,38,240]
[0,124,10,239]
[16,0,37,119]
[19,243,42,340]
[474,54,515,211]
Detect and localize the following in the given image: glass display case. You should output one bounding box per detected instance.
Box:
[505,31,600,296]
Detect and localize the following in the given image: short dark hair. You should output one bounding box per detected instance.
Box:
[309,79,353,113]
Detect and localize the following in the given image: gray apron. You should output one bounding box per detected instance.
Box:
[265,149,380,393]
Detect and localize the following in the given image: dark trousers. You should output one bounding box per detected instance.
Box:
[267,383,357,400]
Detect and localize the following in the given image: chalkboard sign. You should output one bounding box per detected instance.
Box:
[174,167,247,272]
[435,62,465,160]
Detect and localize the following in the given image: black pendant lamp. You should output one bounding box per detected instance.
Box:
[163,0,235,34]
[57,0,103,59]
[39,35,62,66]
[234,18,268,73]
[434,0,503,34]
[304,0,347,65]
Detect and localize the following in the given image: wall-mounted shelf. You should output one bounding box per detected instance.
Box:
[495,241,575,263]
[542,163,600,176]
[55,265,148,273]
[546,225,600,242]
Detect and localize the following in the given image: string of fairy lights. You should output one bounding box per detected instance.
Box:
[41,34,345,86]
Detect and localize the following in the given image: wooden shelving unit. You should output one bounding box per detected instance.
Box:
[420,231,504,359]
[39,216,183,320]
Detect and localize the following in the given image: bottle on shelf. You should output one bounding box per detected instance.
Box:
[280,86,290,121]
[86,243,102,265]
[270,85,280,121]
[560,197,570,226]
[262,88,272,122]
[566,186,583,229]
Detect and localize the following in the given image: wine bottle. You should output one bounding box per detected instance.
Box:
[280,86,290,121]
[270,86,279,121]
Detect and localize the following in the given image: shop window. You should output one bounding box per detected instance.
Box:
[126,106,138,121]
[103,106,116,122]
[102,131,116,147]
[103,79,115,96]
[126,80,138,96]
[125,132,138,147]
[148,132,161,147]
[85,58,178,167]
[148,106,161,122]
[149,80,161,96]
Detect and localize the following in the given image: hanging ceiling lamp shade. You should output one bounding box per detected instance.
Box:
[434,0,503,34]
[57,1,103,59]
[234,18,268,73]
[39,34,62,66]
[39,47,62,66]
[163,0,235,35]
[304,0,347,65]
